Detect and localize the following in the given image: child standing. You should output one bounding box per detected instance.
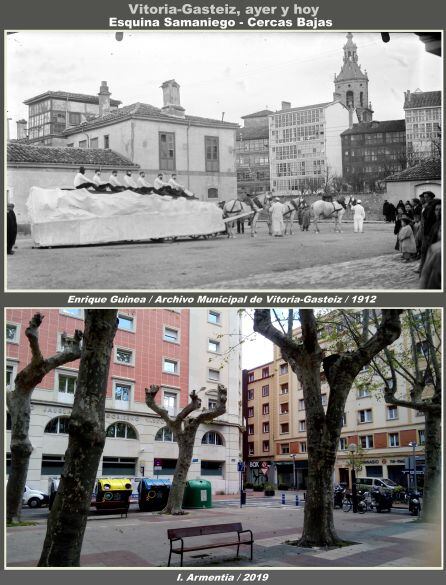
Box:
[397,218,417,262]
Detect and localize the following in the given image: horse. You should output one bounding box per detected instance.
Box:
[222,193,269,238]
[282,197,305,235]
[311,196,346,233]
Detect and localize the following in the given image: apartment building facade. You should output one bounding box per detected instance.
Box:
[6,308,243,494]
[236,110,272,196]
[243,313,428,489]
[404,89,441,162]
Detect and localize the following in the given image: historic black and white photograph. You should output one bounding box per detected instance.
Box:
[6,31,442,290]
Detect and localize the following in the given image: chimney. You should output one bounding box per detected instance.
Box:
[161,79,186,118]
[281,101,291,111]
[98,81,111,117]
[16,119,28,140]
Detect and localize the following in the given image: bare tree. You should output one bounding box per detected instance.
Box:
[38,309,118,566]
[145,383,227,515]
[253,308,403,547]
[6,313,82,524]
[338,309,441,521]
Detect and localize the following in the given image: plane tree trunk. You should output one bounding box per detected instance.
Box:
[145,383,227,515]
[38,309,118,567]
[6,313,82,524]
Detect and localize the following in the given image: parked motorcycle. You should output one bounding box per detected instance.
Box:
[333,484,346,509]
[371,487,393,512]
[407,490,422,516]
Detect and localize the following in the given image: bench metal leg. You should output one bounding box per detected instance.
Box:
[236,543,240,558]
[168,549,172,567]
[181,551,184,567]
[250,542,253,561]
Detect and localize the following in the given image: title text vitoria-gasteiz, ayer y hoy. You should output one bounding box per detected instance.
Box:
[109,4,332,29]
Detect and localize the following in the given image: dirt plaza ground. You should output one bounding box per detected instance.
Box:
[7,222,420,290]
[7,496,441,568]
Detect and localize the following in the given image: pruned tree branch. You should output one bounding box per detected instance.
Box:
[193,384,227,426]
[144,385,173,425]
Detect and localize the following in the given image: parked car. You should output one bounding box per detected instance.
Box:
[355,477,399,492]
[23,485,49,508]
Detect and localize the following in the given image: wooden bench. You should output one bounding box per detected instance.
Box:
[167,522,253,567]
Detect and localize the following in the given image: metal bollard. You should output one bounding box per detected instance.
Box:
[281,493,286,505]
[295,494,299,506]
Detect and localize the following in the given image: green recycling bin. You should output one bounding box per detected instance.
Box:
[182,479,212,509]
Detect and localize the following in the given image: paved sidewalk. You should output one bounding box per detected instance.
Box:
[7,504,440,568]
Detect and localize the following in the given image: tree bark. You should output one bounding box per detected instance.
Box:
[6,314,82,523]
[422,410,441,521]
[145,383,227,515]
[254,309,403,547]
[38,309,118,567]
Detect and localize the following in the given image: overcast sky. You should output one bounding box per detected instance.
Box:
[6,31,442,138]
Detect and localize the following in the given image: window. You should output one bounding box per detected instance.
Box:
[298,399,305,411]
[102,456,136,476]
[360,435,374,449]
[118,314,135,332]
[208,310,221,325]
[262,367,269,378]
[358,409,373,423]
[106,422,137,440]
[387,405,398,420]
[247,407,254,418]
[67,143,74,148]
[339,437,348,450]
[159,132,176,171]
[263,422,269,433]
[90,137,98,149]
[68,112,81,126]
[163,359,179,374]
[205,136,219,172]
[248,372,254,383]
[6,412,12,431]
[280,403,289,415]
[60,308,83,319]
[388,433,399,447]
[247,389,254,400]
[208,339,220,353]
[208,188,219,199]
[103,135,110,149]
[247,424,254,435]
[155,427,176,442]
[58,372,77,395]
[208,368,220,382]
[280,384,289,395]
[163,391,178,416]
[280,423,289,434]
[114,382,131,407]
[6,323,19,343]
[79,139,87,148]
[41,455,65,475]
[321,393,328,406]
[341,412,347,426]
[201,461,223,476]
[248,443,254,455]
[155,458,177,475]
[164,327,179,343]
[202,431,224,446]
[418,429,425,445]
[279,363,288,375]
[262,440,270,452]
[280,443,290,454]
[44,416,70,434]
[6,364,16,388]
[208,399,217,410]
[357,387,371,398]
[262,385,269,397]
[300,441,307,453]
[116,347,134,365]
[299,420,306,432]
[262,404,269,415]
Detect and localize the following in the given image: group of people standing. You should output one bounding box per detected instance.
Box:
[390,191,441,288]
[73,167,194,198]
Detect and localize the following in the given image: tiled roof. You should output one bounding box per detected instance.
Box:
[7,143,138,167]
[241,110,274,119]
[404,90,441,109]
[237,126,269,141]
[385,158,441,182]
[24,90,121,106]
[63,102,239,134]
[341,119,405,136]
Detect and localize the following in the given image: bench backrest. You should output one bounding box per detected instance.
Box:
[168,523,242,540]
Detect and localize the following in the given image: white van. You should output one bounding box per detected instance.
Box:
[355,477,398,491]
[23,485,49,508]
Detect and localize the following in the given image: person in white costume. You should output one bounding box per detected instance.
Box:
[108,170,125,192]
[136,171,153,194]
[270,198,285,237]
[123,171,139,192]
[351,199,366,233]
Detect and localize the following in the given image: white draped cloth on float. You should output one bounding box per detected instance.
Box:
[26,187,226,247]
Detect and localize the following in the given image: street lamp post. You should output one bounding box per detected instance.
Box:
[349,443,358,513]
[290,454,297,490]
[408,441,418,491]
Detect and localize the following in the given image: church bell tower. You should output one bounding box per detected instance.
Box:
[333,32,373,123]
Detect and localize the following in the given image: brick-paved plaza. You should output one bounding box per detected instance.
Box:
[7,222,421,290]
[7,496,441,568]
